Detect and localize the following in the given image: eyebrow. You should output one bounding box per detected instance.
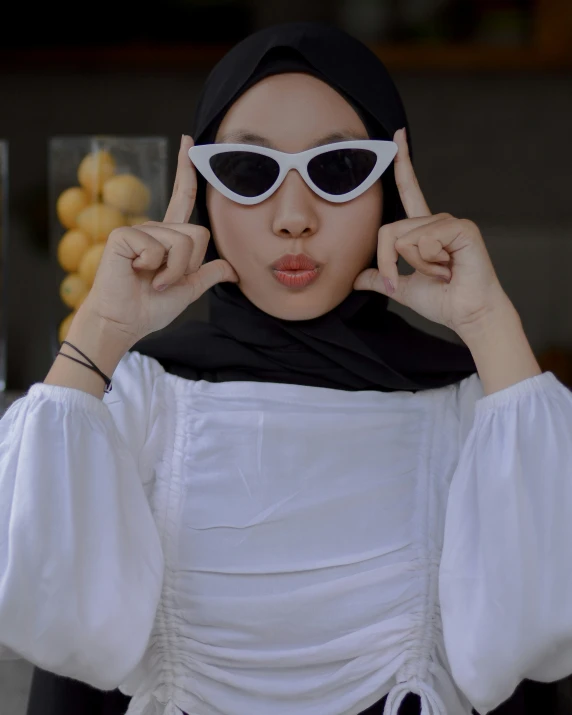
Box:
[215,130,368,149]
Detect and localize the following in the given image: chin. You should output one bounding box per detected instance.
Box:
[240,283,349,321]
[270,307,327,321]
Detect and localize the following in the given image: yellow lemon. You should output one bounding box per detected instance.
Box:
[58,312,77,344]
[60,273,89,309]
[103,174,151,214]
[76,203,126,242]
[57,229,92,272]
[77,150,116,195]
[78,243,106,287]
[56,187,91,229]
[126,214,151,226]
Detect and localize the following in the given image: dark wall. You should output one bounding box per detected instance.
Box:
[1,68,571,389]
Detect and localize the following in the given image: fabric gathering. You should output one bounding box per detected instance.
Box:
[1,20,572,715]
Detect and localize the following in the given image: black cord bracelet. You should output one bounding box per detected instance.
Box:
[57,340,113,393]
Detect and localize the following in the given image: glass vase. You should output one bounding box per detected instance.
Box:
[48,135,168,356]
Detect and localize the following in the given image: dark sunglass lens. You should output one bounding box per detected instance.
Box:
[307,148,377,195]
[209,151,279,197]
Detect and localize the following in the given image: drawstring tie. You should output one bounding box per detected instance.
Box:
[383,675,447,715]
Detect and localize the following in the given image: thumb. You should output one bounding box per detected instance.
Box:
[353,268,389,294]
[187,259,239,299]
[353,268,409,304]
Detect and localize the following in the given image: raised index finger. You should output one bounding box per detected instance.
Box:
[393,128,431,218]
[163,135,197,224]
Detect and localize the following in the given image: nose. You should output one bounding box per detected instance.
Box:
[271,168,318,239]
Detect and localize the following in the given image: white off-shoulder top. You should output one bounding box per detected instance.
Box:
[0,351,571,715]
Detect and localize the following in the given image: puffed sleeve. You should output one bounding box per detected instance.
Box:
[439,370,572,715]
[0,351,167,692]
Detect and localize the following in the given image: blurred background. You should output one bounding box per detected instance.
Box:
[0,0,571,712]
[1,0,572,393]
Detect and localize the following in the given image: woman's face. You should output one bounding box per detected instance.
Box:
[207,72,383,320]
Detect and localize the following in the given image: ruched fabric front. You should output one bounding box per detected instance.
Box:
[118,363,467,715]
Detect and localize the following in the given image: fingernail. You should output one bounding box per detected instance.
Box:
[383,277,395,296]
[155,284,167,291]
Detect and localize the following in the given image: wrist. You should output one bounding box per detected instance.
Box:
[456,296,542,396]
[65,304,137,378]
[454,289,516,347]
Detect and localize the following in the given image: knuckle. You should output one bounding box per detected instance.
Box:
[396,246,415,264]
[378,224,392,240]
[174,245,193,269]
[193,225,210,242]
[418,235,439,254]
[150,241,167,261]
[108,226,126,242]
[169,235,190,254]
[459,218,477,232]
[172,230,190,246]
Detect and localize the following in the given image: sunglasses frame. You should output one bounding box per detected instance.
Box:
[188,139,398,205]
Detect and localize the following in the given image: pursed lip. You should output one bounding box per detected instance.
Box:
[271,253,321,271]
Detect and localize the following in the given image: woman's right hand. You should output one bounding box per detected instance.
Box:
[81,134,239,344]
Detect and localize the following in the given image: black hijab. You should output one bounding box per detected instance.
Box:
[132,21,477,392]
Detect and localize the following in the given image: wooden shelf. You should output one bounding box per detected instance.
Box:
[374,43,572,71]
[0,43,233,72]
[1,41,571,73]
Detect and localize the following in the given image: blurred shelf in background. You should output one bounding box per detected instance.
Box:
[1,41,571,72]
[375,43,572,71]
[0,0,570,73]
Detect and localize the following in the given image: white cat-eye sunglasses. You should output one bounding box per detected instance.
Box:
[188,140,397,206]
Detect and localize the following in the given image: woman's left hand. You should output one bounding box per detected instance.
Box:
[353,128,511,338]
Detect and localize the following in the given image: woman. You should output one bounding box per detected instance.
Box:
[7,21,572,715]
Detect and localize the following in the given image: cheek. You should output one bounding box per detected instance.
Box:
[206,186,227,232]
[206,188,262,262]
[333,190,382,264]
[207,188,240,240]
